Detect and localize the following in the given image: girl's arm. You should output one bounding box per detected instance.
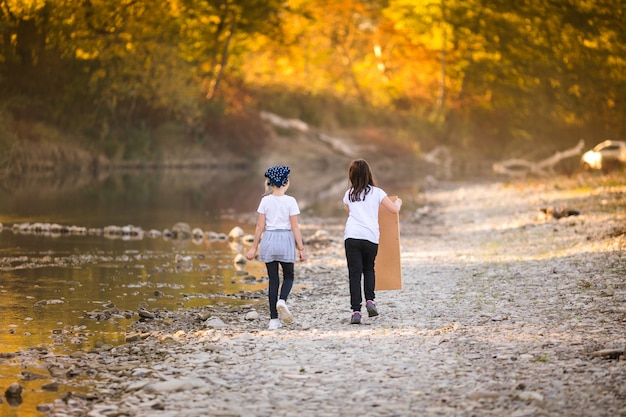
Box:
[246,213,266,260]
[290,215,307,261]
[381,196,402,213]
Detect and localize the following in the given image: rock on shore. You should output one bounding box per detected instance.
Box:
[33,177,626,416]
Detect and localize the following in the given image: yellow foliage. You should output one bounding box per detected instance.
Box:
[75,48,99,60]
[3,0,46,18]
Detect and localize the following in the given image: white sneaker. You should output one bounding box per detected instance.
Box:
[276,299,293,324]
[268,319,282,330]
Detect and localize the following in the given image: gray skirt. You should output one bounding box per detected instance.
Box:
[259,229,296,263]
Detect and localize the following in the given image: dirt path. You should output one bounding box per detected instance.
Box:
[44,178,626,417]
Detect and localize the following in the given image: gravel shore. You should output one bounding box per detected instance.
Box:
[39,177,626,416]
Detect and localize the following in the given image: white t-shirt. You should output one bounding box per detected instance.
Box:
[257,195,300,230]
[343,186,387,244]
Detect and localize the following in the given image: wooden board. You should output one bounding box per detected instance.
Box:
[375,195,402,290]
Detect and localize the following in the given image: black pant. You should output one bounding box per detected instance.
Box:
[344,238,378,312]
[266,261,294,319]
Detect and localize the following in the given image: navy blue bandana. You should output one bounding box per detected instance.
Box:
[265,165,290,187]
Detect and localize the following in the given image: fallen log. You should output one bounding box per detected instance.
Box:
[493,139,585,177]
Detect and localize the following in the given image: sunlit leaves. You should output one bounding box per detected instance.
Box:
[241,0,391,109]
[1,0,46,18]
[0,0,625,154]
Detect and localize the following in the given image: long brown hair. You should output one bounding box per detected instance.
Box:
[348,159,376,202]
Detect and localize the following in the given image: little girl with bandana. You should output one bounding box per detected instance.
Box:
[246,165,307,330]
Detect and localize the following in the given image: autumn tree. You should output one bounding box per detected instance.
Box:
[1,0,625,161]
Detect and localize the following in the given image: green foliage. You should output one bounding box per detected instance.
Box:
[445,0,626,152]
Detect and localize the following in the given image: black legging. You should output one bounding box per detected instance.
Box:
[266,261,295,319]
[344,238,378,312]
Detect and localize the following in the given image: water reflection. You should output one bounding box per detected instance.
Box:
[0,168,267,228]
[1,234,266,342]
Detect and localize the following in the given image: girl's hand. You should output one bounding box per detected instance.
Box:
[246,248,257,261]
[382,196,402,213]
[299,250,307,262]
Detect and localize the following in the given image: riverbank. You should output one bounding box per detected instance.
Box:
[16,175,626,416]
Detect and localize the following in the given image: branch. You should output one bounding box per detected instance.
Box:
[493,139,585,177]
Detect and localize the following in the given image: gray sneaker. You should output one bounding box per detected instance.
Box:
[366,300,378,317]
[276,299,293,324]
[350,311,362,324]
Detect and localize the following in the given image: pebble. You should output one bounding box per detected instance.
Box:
[4,179,625,417]
[245,310,259,320]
